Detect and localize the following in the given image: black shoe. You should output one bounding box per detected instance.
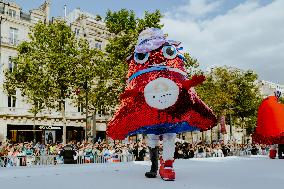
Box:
[145,171,157,178]
[145,147,158,178]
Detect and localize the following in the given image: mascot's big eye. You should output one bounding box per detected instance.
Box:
[134,52,149,64]
[162,45,177,59]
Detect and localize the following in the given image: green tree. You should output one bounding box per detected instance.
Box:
[196,67,238,117]
[71,40,105,139]
[232,70,262,137]
[101,9,163,110]
[183,53,201,75]
[95,14,102,21]
[196,66,262,134]
[4,21,102,144]
[4,53,51,141]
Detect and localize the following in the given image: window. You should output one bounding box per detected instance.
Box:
[74,28,80,36]
[8,9,16,18]
[95,41,102,50]
[78,103,84,113]
[9,27,18,45]
[20,11,31,22]
[0,6,4,14]
[8,56,13,72]
[98,106,108,115]
[8,92,16,108]
[58,101,66,111]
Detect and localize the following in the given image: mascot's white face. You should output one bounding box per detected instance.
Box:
[144,77,179,109]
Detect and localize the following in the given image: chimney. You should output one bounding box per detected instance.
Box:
[64,4,67,20]
[43,0,51,23]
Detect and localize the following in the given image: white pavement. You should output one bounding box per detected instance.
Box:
[0,156,283,189]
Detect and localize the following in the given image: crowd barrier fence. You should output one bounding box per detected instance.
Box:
[0,149,263,168]
[190,149,254,158]
[0,154,135,168]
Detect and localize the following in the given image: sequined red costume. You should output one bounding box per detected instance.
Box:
[107,28,217,181]
[107,36,216,140]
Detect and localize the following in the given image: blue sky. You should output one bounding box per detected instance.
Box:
[12,0,271,18]
[12,0,182,18]
[10,0,284,85]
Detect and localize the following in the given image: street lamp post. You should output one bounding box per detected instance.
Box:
[83,79,88,141]
[228,107,235,141]
[229,113,233,140]
[92,110,96,142]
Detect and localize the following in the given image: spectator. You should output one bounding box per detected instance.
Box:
[0,138,272,167]
[59,144,76,164]
[133,143,146,161]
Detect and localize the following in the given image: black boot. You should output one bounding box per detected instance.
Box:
[145,147,158,178]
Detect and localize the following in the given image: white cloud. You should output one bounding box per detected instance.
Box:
[178,0,223,18]
[162,0,284,84]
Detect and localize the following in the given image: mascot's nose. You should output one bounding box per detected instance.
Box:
[144,77,179,109]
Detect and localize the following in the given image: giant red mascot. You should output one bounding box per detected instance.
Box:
[253,88,284,158]
[107,28,217,180]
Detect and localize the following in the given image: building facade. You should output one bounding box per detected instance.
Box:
[0,1,110,143]
[258,80,284,97]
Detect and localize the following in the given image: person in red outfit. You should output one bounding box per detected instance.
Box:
[107,28,217,181]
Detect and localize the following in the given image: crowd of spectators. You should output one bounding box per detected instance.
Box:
[173,142,270,159]
[0,139,139,167]
[0,140,137,158]
[0,138,271,167]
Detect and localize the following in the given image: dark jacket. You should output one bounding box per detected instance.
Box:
[60,145,76,164]
[133,147,146,161]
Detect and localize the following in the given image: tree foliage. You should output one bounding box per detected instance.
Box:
[99,9,163,110]
[183,53,200,75]
[102,9,200,110]
[196,67,238,116]
[4,21,103,144]
[195,66,262,132]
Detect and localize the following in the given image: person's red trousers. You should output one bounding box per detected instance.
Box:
[269,149,277,159]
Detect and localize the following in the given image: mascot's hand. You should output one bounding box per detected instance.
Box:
[120,88,139,100]
[182,75,206,90]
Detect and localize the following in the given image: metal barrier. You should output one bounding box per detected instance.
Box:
[193,149,253,158]
[0,155,58,167]
[228,150,252,156]
[76,155,107,164]
[76,154,134,164]
[0,154,135,168]
[0,150,259,168]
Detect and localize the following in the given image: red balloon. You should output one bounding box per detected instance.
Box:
[253,96,284,144]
